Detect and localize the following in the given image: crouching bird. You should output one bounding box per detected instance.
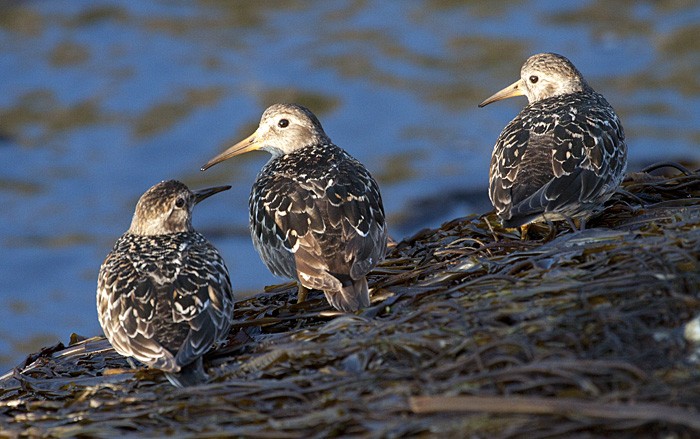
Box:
[97,180,234,387]
[479,52,627,234]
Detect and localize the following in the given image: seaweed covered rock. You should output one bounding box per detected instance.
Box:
[1,165,699,437]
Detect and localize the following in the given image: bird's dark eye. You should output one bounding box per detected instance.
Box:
[529,75,539,83]
[175,197,186,208]
[278,118,289,128]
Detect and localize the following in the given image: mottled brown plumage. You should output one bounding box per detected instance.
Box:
[480,53,627,229]
[97,180,233,387]
[202,104,387,312]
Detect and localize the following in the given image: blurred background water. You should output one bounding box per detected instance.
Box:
[0,0,698,373]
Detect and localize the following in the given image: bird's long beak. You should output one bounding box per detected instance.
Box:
[200,131,262,171]
[193,185,231,204]
[478,79,526,107]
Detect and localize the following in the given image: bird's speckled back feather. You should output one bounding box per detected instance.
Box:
[97,231,233,369]
[250,142,387,311]
[489,90,626,227]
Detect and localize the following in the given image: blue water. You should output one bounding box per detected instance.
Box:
[1,0,698,372]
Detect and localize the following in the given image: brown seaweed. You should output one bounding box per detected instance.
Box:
[1,165,699,438]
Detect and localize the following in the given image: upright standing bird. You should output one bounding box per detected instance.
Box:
[479,52,627,230]
[97,180,234,387]
[201,103,387,312]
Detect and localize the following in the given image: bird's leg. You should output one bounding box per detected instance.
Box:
[519,224,530,240]
[296,283,309,304]
[563,215,581,232]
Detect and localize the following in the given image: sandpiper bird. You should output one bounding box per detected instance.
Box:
[201,103,387,312]
[479,52,627,231]
[97,180,234,387]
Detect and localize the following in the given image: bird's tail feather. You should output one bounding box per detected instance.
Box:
[164,357,208,388]
[327,277,370,312]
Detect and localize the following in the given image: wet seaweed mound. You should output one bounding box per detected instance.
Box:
[2,165,700,437]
